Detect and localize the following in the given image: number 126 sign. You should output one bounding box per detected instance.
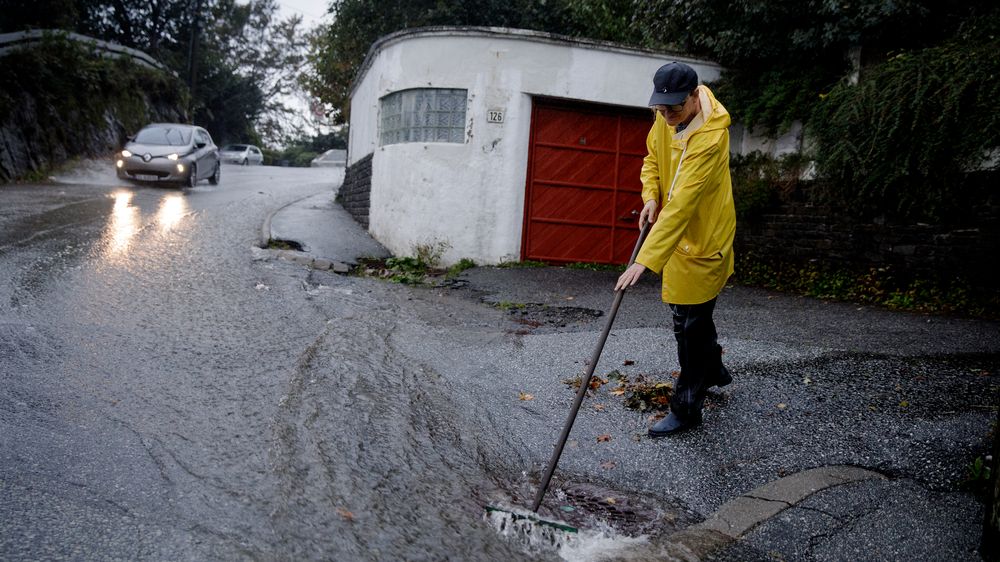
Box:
[488,110,504,123]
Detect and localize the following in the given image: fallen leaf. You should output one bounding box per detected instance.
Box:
[777,403,787,410]
[336,508,355,521]
[610,387,626,396]
[519,392,534,401]
[593,403,606,412]
[597,434,612,442]
[670,370,681,378]
[899,400,909,408]
[623,360,635,366]
[605,497,617,505]
[803,377,812,384]
[600,461,616,470]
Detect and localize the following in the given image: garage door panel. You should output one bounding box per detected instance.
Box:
[531,184,613,223]
[617,157,644,193]
[524,99,652,264]
[614,229,642,264]
[532,147,616,187]
[614,193,645,226]
[620,114,653,153]
[533,108,619,150]
[526,222,612,262]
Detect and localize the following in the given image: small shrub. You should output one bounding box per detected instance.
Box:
[446,258,476,278]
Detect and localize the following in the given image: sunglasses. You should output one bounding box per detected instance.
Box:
[654,100,687,113]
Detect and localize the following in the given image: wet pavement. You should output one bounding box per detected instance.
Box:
[257,187,1000,561]
[2,161,998,561]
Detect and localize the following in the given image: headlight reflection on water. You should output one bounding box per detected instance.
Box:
[106,191,138,257]
[102,191,190,261]
[157,194,187,233]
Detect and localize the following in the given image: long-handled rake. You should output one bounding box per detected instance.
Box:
[486,221,652,536]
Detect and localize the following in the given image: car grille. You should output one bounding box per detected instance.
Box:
[126,170,170,179]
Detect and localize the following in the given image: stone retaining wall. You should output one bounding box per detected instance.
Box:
[735,200,999,287]
[339,153,373,228]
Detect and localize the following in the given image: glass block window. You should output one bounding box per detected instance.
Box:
[380,88,467,145]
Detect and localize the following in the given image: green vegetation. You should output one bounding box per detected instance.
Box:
[734,252,998,319]
[353,242,474,285]
[0,34,188,179]
[809,18,1000,222]
[446,258,477,278]
[263,129,348,167]
[496,260,548,269]
[3,0,312,148]
[963,456,993,497]
[729,152,810,219]
[565,262,626,272]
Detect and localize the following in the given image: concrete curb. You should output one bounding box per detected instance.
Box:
[670,465,886,559]
[259,194,353,274]
[271,250,351,273]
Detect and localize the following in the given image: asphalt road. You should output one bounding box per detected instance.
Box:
[2,161,999,561]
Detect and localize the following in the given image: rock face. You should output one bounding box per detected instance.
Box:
[0,89,185,183]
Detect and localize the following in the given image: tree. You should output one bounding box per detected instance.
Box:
[302,0,577,123]
[3,0,309,146]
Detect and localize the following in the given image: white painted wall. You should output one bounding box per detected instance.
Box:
[349,28,723,265]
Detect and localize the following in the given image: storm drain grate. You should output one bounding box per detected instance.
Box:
[538,480,702,537]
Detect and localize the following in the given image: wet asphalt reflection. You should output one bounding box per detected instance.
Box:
[0,167,599,561]
[3,164,999,561]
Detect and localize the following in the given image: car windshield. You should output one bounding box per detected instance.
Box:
[223,145,248,151]
[135,126,191,146]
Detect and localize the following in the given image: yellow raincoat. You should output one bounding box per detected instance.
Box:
[635,85,736,305]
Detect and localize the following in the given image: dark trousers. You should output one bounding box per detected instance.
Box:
[669,297,724,421]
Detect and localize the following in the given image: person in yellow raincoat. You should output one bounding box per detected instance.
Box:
[615,61,737,437]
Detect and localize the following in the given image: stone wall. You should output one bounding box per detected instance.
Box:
[338,153,373,228]
[735,200,999,288]
[0,91,183,183]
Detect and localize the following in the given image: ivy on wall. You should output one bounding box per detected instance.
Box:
[809,17,1000,221]
[0,33,188,179]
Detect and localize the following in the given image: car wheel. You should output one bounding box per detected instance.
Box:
[187,164,198,188]
[209,162,221,185]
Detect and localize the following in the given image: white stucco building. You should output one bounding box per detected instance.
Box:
[345,27,725,265]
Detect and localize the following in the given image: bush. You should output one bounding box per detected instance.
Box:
[808,15,1000,222]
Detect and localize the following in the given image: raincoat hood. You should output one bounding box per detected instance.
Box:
[674,86,731,142]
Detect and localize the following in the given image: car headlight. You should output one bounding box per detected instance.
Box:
[168,154,179,161]
[121,150,132,157]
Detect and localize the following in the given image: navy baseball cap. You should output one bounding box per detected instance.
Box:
[649,62,699,106]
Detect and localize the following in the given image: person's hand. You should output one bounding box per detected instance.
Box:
[639,200,658,229]
[615,263,646,291]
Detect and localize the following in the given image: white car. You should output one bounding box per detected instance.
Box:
[219,144,264,165]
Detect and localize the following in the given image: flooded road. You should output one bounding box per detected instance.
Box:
[0,165,649,561]
[3,163,998,561]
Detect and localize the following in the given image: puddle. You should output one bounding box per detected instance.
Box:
[494,302,603,330]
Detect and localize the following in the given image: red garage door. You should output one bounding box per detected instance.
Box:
[522,98,653,264]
